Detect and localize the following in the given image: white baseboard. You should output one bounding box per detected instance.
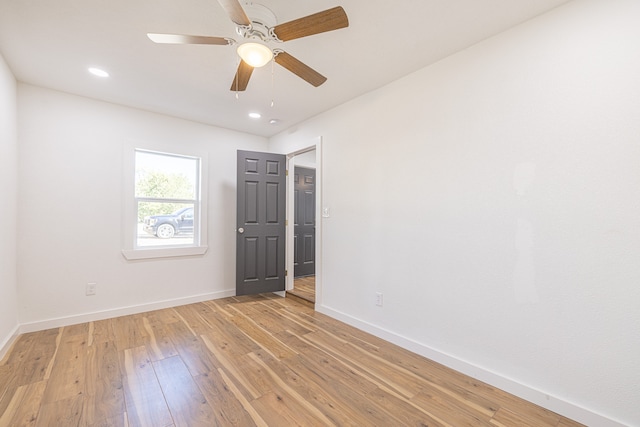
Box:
[317,304,628,427]
[0,324,20,362]
[18,289,236,334]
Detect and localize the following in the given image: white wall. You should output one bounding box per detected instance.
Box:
[0,53,19,356]
[17,85,268,328]
[269,0,640,425]
[292,150,316,169]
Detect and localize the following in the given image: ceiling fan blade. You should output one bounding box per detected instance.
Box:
[217,0,251,26]
[272,6,348,42]
[274,51,327,87]
[230,60,254,91]
[147,33,231,45]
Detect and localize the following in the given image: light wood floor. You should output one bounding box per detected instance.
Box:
[0,294,584,427]
[288,275,316,305]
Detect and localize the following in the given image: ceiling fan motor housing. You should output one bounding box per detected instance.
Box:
[235,3,279,43]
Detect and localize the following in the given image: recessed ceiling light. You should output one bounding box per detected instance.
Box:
[269,119,280,125]
[88,67,109,78]
[248,112,261,119]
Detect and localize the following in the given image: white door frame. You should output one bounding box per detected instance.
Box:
[285,137,322,307]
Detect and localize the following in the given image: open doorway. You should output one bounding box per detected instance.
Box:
[291,163,315,303]
[285,144,319,307]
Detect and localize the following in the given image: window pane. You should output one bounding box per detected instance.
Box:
[135,151,197,199]
[137,202,195,247]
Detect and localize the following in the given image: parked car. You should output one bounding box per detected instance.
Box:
[143,207,193,238]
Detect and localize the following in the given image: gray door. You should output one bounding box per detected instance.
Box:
[236,150,286,295]
[294,167,315,277]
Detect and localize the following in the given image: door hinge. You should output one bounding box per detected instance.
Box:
[285,269,288,276]
[285,220,288,226]
[286,169,289,176]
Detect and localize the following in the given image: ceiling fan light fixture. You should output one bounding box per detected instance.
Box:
[237,42,273,68]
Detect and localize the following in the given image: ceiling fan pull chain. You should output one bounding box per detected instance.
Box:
[270,58,275,107]
[235,56,240,99]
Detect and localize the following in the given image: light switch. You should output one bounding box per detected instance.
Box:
[322,207,330,218]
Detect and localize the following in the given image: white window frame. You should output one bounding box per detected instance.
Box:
[122,142,208,260]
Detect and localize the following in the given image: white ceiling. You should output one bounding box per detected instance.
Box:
[0,0,571,137]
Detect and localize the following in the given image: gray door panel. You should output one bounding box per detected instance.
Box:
[236,150,286,295]
[294,167,315,277]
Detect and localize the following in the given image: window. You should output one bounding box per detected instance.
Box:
[122,147,208,260]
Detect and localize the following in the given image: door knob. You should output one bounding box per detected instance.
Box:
[238,227,245,234]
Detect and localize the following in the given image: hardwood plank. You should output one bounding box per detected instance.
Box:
[83,341,125,425]
[171,305,211,336]
[87,413,130,427]
[349,333,503,415]
[2,331,37,366]
[0,381,46,427]
[293,307,385,350]
[246,351,337,425]
[411,387,495,427]
[226,309,298,360]
[87,319,116,347]
[194,369,256,427]
[163,320,216,376]
[558,417,588,427]
[0,364,17,417]
[251,391,329,427]
[302,330,422,398]
[248,301,316,336]
[111,315,147,351]
[148,307,181,325]
[121,346,173,427]
[14,328,61,387]
[40,330,87,405]
[199,335,264,400]
[154,356,216,427]
[199,319,259,361]
[298,319,498,422]
[199,307,262,358]
[284,291,315,308]
[284,336,379,396]
[258,348,400,426]
[62,322,90,340]
[34,394,84,427]
[141,315,178,361]
[281,350,406,426]
[227,301,285,333]
[42,328,63,381]
[288,275,316,303]
[217,368,269,427]
[484,386,568,425]
[328,328,499,419]
[365,386,452,427]
[490,406,559,427]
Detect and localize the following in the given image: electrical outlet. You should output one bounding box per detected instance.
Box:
[86,282,97,296]
[375,292,383,307]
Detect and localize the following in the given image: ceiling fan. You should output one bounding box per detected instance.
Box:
[147,0,349,91]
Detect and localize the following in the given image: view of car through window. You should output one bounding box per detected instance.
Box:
[134,149,199,248]
[144,206,194,238]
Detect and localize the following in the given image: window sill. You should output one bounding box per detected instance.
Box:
[122,245,208,260]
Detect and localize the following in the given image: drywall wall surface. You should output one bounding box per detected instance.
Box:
[269,0,640,425]
[0,53,19,355]
[16,84,268,326]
